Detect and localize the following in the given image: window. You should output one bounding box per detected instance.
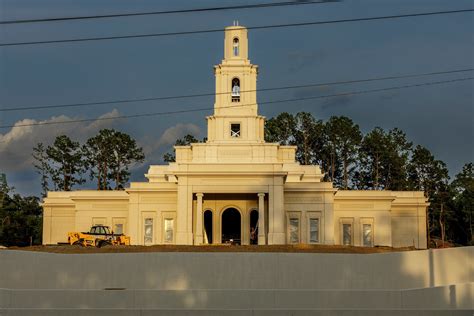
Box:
[114,223,123,235]
[233,38,239,56]
[164,218,174,243]
[362,224,373,247]
[144,218,153,245]
[230,123,241,138]
[231,78,240,102]
[289,218,300,244]
[112,218,126,235]
[309,218,320,243]
[342,223,352,246]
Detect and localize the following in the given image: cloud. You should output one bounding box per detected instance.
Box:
[0,109,121,173]
[320,94,354,110]
[290,85,355,111]
[141,123,201,165]
[156,123,201,149]
[286,50,326,72]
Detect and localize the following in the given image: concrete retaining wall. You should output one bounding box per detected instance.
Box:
[0,247,472,290]
[0,284,472,310]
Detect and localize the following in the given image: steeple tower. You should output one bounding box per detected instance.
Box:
[206,24,265,143]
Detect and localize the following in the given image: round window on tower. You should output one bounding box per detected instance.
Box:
[233,38,239,56]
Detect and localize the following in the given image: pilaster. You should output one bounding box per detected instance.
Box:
[195,193,204,245]
[258,193,266,245]
[176,177,193,244]
[323,192,335,245]
[268,177,285,244]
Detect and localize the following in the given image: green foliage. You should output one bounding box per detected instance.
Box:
[264,112,361,185]
[408,145,449,196]
[45,135,86,191]
[294,112,324,166]
[83,129,145,190]
[0,174,42,246]
[33,130,144,192]
[357,127,412,190]
[450,163,474,244]
[163,134,204,162]
[265,112,297,145]
[32,143,50,197]
[324,116,362,188]
[263,113,471,245]
[32,135,86,193]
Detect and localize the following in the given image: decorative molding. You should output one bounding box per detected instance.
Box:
[339,204,374,210]
[285,197,323,203]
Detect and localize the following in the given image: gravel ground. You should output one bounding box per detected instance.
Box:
[3,244,417,254]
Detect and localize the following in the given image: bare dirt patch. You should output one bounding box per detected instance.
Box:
[4,244,417,254]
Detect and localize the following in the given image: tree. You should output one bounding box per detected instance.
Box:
[383,128,412,190]
[264,112,296,145]
[32,143,50,197]
[357,127,411,190]
[42,135,85,191]
[83,129,113,190]
[356,127,386,189]
[408,145,450,245]
[0,175,42,246]
[83,129,145,190]
[109,131,145,189]
[408,145,449,197]
[265,112,328,168]
[163,134,202,163]
[324,116,362,188]
[293,112,322,166]
[450,162,474,244]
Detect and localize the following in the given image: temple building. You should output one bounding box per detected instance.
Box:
[42,24,429,248]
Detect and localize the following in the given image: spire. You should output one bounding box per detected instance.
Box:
[207,24,263,143]
[223,23,248,61]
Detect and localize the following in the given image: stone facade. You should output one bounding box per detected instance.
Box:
[42,25,428,248]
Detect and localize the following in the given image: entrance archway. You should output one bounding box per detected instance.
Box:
[250,209,259,245]
[221,208,241,244]
[204,210,213,244]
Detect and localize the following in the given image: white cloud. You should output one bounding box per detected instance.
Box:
[0,109,121,172]
[140,123,201,166]
[155,123,201,149]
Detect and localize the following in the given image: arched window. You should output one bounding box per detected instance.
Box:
[231,78,240,102]
[233,38,239,56]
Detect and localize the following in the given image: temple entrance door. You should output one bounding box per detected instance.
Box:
[221,208,241,245]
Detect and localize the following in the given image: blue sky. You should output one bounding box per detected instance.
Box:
[0,0,473,196]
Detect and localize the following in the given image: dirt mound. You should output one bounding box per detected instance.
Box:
[4,244,416,254]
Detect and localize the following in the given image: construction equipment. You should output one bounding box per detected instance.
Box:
[67,225,130,248]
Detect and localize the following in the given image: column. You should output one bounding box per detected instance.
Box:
[258,193,266,245]
[195,193,204,245]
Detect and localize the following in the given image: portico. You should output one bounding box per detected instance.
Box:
[192,192,266,245]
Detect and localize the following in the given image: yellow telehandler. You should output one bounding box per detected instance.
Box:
[67,225,130,248]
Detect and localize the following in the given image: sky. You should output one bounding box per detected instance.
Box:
[0,0,473,196]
